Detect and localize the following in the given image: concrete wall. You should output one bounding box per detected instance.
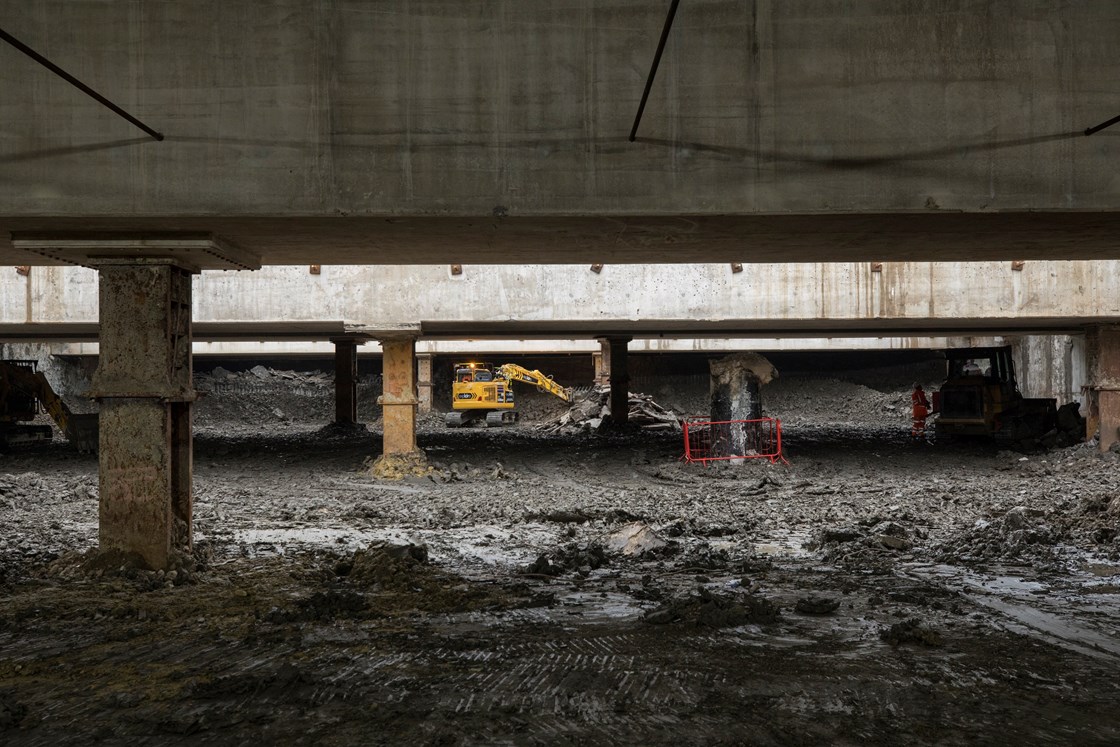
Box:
[1007,334,1086,403]
[2,261,1117,330]
[2,1,1118,217]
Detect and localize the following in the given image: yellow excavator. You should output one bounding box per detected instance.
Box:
[446,362,572,427]
[0,360,99,452]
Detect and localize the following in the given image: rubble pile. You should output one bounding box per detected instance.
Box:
[194,366,382,427]
[807,520,924,566]
[536,385,682,434]
[934,506,1063,565]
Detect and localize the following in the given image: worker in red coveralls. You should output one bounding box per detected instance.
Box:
[911,383,931,441]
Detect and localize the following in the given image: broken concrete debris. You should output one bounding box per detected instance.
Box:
[601,522,667,556]
[537,385,681,434]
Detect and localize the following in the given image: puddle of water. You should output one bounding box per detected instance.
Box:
[905,561,1120,661]
[228,523,558,569]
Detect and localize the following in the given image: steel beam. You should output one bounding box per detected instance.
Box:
[332,338,359,425]
[606,336,632,425]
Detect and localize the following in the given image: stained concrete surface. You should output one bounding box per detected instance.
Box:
[2,374,1120,744]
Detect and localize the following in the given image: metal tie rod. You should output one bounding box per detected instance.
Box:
[629,0,682,142]
[1085,114,1120,136]
[0,25,164,141]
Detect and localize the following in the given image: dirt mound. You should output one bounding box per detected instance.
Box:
[645,587,780,627]
[525,542,609,577]
[933,506,1063,565]
[765,376,923,426]
[345,542,430,590]
[195,366,382,428]
[880,618,943,647]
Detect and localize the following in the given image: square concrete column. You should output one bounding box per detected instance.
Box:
[89,261,195,570]
[416,354,434,414]
[332,338,359,425]
[380,337,419,455]
[1085,325,1120,452]
[593,341,610,386]
[8,232,259,569]
[606,336,631,425]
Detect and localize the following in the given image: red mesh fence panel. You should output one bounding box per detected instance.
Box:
[683,417,787,465]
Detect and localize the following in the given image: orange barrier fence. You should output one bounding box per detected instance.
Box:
[683,417,788,465]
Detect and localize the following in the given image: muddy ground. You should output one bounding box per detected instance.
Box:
[2,372,1120,745]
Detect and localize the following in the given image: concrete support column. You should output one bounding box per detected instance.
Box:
[1085,325,1120,452]
[332,338,359,425]
[593,339,611,386]
[416,354,434,414]
[709,353,777,457]
[606,336,631,424]
[89,261,195,570]
[379,337,419,455]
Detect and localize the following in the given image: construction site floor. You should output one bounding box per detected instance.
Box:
[2,415,1120,744]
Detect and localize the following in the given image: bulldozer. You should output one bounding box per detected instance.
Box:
[445,362,572,427]
[0,360,99,452]
[934,346,1057,443]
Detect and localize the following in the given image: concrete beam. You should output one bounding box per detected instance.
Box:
[5,215,1120,266]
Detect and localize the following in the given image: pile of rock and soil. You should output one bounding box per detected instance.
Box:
[536,385,683,434]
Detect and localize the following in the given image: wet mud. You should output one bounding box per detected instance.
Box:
[2,383,1120,744]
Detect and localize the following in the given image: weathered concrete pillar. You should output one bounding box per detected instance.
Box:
[332,338,358,425]
[708,353,778,457]
[90,261,195,570]
[1085,325,1120,452]
[369,332,429,478]
[8,232,259,568]
[416,354,434,414]
[593,339,611,386]
[380,337,419,455]
[607,336,631,424]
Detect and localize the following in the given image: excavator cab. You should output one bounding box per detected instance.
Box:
[935,346,1056,442]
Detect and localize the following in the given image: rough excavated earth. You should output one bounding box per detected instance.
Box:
[2,372,1119,745]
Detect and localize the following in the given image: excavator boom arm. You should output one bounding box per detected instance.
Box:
[496,364,572,402]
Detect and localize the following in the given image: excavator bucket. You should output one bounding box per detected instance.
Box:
[65,414,99,454]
